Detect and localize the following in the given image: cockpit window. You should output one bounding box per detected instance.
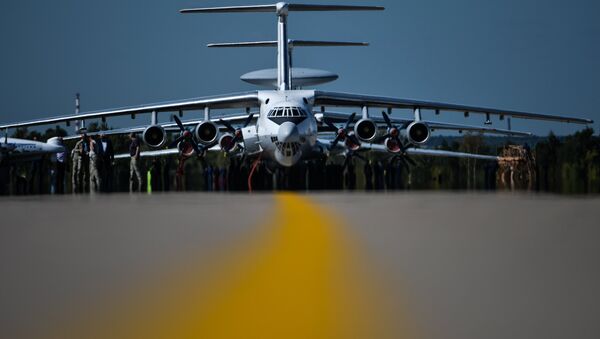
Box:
[268,107,307,118]
[268,106,308,125]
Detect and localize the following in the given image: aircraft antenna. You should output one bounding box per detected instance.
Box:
[74,93,85,133]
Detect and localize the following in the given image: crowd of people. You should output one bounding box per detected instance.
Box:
[69,132,145,193]
[0,133,148,195]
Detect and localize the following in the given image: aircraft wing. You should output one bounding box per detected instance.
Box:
[0,92,260,130]
[404,147,499,161]
[114,149,180,159]
[316,111,531,136]
[361,143,500,161]
[62,113,259,141]
[319,138,500,161]
[114,145,222,160]
[314,91,593,124]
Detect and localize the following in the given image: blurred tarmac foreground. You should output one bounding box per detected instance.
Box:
[1,192,599,339]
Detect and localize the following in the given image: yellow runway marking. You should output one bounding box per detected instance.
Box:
[56,194,411,338]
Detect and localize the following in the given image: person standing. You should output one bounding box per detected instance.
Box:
[98,133,114,192]
[88,135,101,193]
[364,161,373,191]
[55,137,66,194]
[71,134,86,193]
[129,133,142,192]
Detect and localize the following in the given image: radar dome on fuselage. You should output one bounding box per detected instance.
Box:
[241,67,338,88]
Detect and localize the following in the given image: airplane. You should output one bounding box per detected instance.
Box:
[0,3,593,180]
[0,136,66,164]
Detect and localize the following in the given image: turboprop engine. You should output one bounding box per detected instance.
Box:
[405,121,430,145]
[194,121,219,145]
[177,140,196,158]
[142,125,167,148]
[354,118,378,142]
[218,133,238,153]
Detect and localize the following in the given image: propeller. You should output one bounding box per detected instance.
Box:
[219,113,254,152]
[392,153,416,170]
[342,150,367,170]
[170,115,204,157]
[323,112,360,148]
[377,110,422,166]
[377,111,409,147]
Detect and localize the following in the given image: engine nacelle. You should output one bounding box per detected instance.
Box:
[384,138,403,153]
[218,133,238,153]
[177,141,196,158]
[142,125,167,148]
[354,118,378,142]
[194,121,219,145]
[405,121,430,145]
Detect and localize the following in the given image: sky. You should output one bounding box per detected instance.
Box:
[1,0,599,136]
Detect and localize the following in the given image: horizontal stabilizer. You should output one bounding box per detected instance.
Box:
[207,40,369,48]
[181,4,384,14]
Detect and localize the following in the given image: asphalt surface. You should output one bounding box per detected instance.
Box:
[1,192,599,338]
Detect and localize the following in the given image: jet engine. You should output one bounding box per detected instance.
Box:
[218,133,238,153]
[405,121,430,145]
[194,121,219,145]
[142,125,167,148]
[354,118,378,142]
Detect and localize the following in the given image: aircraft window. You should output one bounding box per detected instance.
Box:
[276,108,283,117]
[284,107,291,117]
[292,108,299,117]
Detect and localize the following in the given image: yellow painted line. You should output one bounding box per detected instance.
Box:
[51,193,413,339]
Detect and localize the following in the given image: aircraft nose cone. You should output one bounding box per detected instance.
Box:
[278,122,299,143]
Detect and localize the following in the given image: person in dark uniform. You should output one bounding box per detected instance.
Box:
[364,161,373,191]
[98,133,114,192]
[374,161,384,190]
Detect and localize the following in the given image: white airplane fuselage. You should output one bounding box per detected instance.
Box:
[250,90,319,167]
[0,137,65,162]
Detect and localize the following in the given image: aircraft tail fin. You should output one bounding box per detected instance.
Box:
[181,3,383,90]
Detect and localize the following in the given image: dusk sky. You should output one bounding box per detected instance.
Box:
[1,0,598,135]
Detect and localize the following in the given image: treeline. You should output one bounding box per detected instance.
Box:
[534,129,600,194]
[411,128,599,194]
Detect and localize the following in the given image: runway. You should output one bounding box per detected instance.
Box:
[1,193,599,339]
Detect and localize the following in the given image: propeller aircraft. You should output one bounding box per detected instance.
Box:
[0,3,593,182]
